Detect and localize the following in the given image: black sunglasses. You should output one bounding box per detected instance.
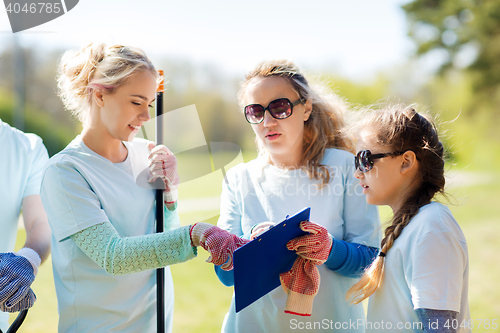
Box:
[244,98,304,124]
[355,150,405,172]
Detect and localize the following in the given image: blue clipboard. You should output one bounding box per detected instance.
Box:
[233,207,311,313]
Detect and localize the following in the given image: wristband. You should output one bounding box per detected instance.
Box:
[15,247,41,275]
[189,223,212,247]
[164,189,178,204]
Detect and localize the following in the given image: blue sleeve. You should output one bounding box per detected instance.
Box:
[214,264,235,287]
[324,238,378,278]
[215,166,242,287]
[215,239,378,283]
[416,308,458,333]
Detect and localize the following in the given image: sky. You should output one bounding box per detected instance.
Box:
[0,0,414,81]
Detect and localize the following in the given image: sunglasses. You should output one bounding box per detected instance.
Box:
[244,98,304,124]
[355,150,405,172]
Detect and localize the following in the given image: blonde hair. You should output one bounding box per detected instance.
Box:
[238,60,354,186]
[346,103,446,304]
[57,42,159,126]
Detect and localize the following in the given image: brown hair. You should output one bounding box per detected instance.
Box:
[238,60,354,186]
[346,103,446,304]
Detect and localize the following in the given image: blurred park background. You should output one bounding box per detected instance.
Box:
[1,0,499,332]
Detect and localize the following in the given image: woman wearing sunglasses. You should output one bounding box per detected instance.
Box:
[346,105,470,332]
[39,42,249,333]
[215,60,381,332]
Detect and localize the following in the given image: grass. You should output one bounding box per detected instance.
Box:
[8,166,500,333]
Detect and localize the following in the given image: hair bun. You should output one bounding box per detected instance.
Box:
[57,42,157,126]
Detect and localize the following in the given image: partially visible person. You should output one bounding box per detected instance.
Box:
[346,104,470,333]
[0,119,51,331]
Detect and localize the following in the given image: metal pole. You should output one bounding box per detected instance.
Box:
[155,70,165,333]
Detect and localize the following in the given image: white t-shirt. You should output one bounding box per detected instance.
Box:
[367,202,470,333]
[40,136,180,333]
[218,148,381,333]
[0,119,49,331]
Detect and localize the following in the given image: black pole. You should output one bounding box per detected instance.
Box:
[0,309,28,333]
[155,70,165,333]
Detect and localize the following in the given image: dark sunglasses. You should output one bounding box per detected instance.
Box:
[355,150,405,172]
[244,98,304,124]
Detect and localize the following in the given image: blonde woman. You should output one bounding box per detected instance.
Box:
[215,60,381,332]
[40,43,249,333]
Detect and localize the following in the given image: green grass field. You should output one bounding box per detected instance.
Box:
[8,166,500,333]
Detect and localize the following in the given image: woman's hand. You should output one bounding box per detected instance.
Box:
[0,252,37,312]
[286,221,332,263]
[279,221,332,316]
[190,223,250,271]
[147,143,179,203]
[250,221,276,240]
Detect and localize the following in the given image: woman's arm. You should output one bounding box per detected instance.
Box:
[416,308,459,333]
[214,167,244,285]
[70,221,196,275]
[214,264,235,286]
[21,195,51,264]
[324,240,378,277]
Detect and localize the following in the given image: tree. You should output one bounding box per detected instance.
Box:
[403,0,500,113]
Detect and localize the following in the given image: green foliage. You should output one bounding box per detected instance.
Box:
[403,0,500,112]
[156,59,255,151]
[0,88,79,157]
[322,74,390,107]
[412,71,500,170]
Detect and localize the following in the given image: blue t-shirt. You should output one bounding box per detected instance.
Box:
[41,136,180,333]
[217,148,381,333]
[0,119,48,331]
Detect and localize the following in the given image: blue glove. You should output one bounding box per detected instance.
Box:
[0,252,36,310]
[0,288,36,313]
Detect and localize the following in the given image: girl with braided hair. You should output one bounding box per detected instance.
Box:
[346,104,470,332]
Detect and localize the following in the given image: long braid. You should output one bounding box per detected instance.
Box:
[346,105,445,304]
